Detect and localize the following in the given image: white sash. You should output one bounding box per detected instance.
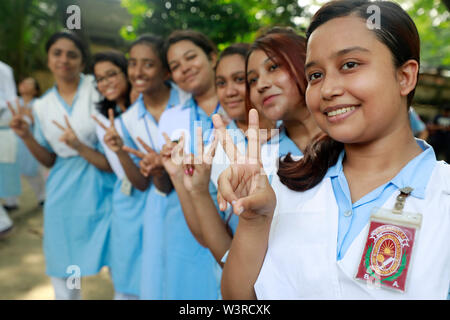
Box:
[33,74,100,158]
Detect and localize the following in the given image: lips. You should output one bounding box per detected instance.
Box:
[262,94,279,106]
[323,104,359,116]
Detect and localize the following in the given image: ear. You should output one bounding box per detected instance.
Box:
[397,59,419,98]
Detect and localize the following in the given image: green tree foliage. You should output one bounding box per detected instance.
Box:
[120,0,306,49]
[0,0,62,80]
[401,0,450,67]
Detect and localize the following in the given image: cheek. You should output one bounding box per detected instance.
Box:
[216,87,226,102]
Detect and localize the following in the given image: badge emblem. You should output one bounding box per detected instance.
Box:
[356,221,416,292]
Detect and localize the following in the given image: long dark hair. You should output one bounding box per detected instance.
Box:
[92,51,131,117]
[278,0,421,192]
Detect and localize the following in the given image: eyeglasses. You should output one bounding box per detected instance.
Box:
[96,70,121,86]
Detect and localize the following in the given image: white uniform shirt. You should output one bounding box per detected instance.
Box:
[255,146,450,299]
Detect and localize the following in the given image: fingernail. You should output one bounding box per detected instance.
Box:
[236,207,244,215]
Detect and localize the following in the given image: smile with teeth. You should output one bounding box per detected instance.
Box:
[326,106,356,117]
[135,79,147,85]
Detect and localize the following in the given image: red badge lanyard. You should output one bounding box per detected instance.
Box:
[355,187,422,293]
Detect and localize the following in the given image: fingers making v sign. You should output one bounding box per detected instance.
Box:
[52,115,83,150]
[92,108,124,153]
[182,126,219,194]
[8,99,32,139]
[213,108,276,220]
[123,136,165,178]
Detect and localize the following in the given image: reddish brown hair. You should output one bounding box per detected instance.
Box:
[278,0,421,192]
[244,28,307,115]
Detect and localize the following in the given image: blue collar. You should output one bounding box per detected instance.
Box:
[53,74,84,115]
[137,84,180,120]
[325,139,436,199]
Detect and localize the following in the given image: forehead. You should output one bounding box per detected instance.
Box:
[168,40,202,59]
[306,16,377,62]
[49,38,80,53]
[216,54,245,76]
[94,61,118,73]
[247,49,269,69]
[129,43,158,59]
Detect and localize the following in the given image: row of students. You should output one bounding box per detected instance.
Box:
[7,0,449,300]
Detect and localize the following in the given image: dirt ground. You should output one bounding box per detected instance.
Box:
[0,178,114,300]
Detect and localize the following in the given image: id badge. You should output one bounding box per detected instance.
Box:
[355,188,422,293]
[120,176,133,196]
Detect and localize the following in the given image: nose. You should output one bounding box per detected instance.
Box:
[256,76,271,94]
[320,72,344,100]
[225,83,238,97]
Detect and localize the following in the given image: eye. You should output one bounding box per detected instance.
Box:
[268,63,279,72]
[215,79,226,88]
[342,61,359,70]
[307,72,322,82]
[247,76,258,86]
[144,62,154,68]
[186,54,196,61]
[170,64,179,72]
[235,76,245,84]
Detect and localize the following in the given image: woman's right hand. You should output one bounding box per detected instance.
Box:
[8,99,31,139]
[213,109,276,221]
[92,108,124,153]
[160,132,186,180]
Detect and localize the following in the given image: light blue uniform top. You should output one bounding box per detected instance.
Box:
[141,96,222,300]
[94,102,147,297]
[32,83,113,278]
[326,140,436,261]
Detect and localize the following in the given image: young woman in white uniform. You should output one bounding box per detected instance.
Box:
[217,0,450,299]
[91,51,147,300]
[9,32,113,300]
[138,30,224,299]
[117,34,189,300]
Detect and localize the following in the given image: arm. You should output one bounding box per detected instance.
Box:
[213,110,276,300]
[8,101,56,168]
[189,189,232,266]
[182,130,232,265]
[93,111,150,190]
[160,133,207,247]
[53,116,112,172]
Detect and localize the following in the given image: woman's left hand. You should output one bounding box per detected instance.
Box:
[53,116,82,150]
[182,126,219,194]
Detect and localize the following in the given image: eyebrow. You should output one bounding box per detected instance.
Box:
[168,49,196,66]
[304,46,370,70]
[246,56,273,77]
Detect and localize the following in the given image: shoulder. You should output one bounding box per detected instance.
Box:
[33,87,55,111]
[121,99,140,123]
[159,103,187,125]
[429,161,450,194]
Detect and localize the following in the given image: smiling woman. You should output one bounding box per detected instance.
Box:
[9,31,114,300]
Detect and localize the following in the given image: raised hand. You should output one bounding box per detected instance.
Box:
[160,132,185,179]
[92,108,124,153]
[52,115,82,150]
[8,99,31,139]
[213,108,276,220]
[122,137,164,178]
[182,126,219,194]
